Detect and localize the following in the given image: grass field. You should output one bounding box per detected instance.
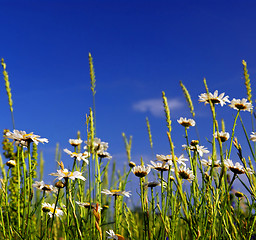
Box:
[1,56,256,239]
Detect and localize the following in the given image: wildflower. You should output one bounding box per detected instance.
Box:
[106,229,125,240]
[178,165,195,182]
[229,98,253,111]
[177,117,195,128]
[182,144,209,157]
[129,161,136,168]
[101,189,131,197]
[250,132,256,142]
[84,137,112,159]
[5,129,48,147]
[148,161,172,172]
[6,160,16,168]
[235,191,244,198]
[224,159,253,175]
[50,168,86,181]
[199,90,230,106]
[144,181,161,188]
[132,165,151,178]
[75,201,102,211]
[32,181,57,193]
[42,203,63,218]
[85,137,108,152]
[69,138,83,147]
[170,176,175,181]
[201,159,221,168]
[97,150,112,159]
[156,154,188,166]
[213,131,230,142]
[63,148,89,164]
[55,181,65,188]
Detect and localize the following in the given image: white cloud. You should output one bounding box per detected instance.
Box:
[133,98,184,117]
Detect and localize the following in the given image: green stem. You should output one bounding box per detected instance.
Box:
[140,177,146,240]
[17,147,21,231]
[50,188,61,239]
[65,178,69,236]
[26,143,32,237]
[151,187,156,238]
[5,168,11,239]
[115,195,118,233]
[228,111,240,159]
[21,147,27,237]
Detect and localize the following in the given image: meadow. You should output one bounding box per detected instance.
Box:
[1,55,256,240]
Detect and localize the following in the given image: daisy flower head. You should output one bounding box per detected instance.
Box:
[84,137,108,152]
[177,117,195,128]
[5,129,48,147]
[50,168,86,181]
[129,161,136,168]
[69,138,83,147]
[213,131,230,142]
[156,154,172,164]
[101,189,131,198]
[144,181,161,189]
[182,144,209,157]
[250,132,256,142]
[148,161,170,172]
[201,159,221,168]
[106,229,125,240]
[224,159,252,175]
[75,201,102,211]
[178,165,195,182]
[199,90,230,106]
[229,98,253,112]
[32,181,57,193]
[63,148,90,164]
[42,203,63,218]
[97,150,112,159]
[84,137,112,159]
[6,160,16,168]
[132,165,151,178]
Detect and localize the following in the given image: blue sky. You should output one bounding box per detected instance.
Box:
[1,1,256,190]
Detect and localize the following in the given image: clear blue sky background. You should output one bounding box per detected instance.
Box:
[1,1,256,190]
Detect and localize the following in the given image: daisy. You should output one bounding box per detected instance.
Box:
[50,168,86,181]
[199,90,230,106]
[42,203,63,218]
[182,144,209,157]
[32,181,57,193]
[178,165,195,182]
[84,137,109,152]
[97,150,112,159]
[177,117,195,128]
[250,132,256,142]
[69,138,83,147]
[75,201,102,211]
[106,229,125,240]
[101,189,131,198]
[201,159,221,168]
[5,129,48,147]
[6,160,16,168]
[156,154,188,166]
[144,181,161,188]
[213,131,230,142]
[224,159,253,175]
[229,98,253,112]
[84,137,112,159]
[148,161,172,172]
[63,148,90,164]
[129,161,136,168]
[132,165,151,178]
